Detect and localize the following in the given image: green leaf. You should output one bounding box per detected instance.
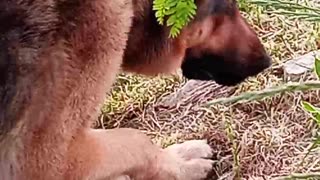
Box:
[301,101,320,125]
[315,113,320,125]
[315,57,320,79]
[167,14,177,26]
[153,0,197,38]
[301,101,318,113]
[164,8,177,16]
[167,0,178,7]
[153,0,169,26]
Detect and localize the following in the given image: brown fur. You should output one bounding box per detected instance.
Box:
[0,0,270,179]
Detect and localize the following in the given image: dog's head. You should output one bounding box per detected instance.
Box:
[123,0,271,86]
[180,0,271,86]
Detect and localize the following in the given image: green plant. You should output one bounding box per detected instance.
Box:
[249,0,320,22]
[300,58,320,163]
[202,0,320,177]
[152,0,197,38]
[204,52,320,180]
[250,0,320,161]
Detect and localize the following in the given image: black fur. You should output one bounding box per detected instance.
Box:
[0,1,25,137]
[195,0,237,21]
[0,1,58,137]
[181,49,271,86]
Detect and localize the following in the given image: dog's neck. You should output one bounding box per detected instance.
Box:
[122,0,174,69]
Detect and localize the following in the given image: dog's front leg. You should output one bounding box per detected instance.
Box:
[68,128,213,180]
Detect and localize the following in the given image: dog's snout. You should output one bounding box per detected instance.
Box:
[247,54,272,76]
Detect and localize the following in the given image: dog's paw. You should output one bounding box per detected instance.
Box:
[163,140,214,180]
[165,140,213,160]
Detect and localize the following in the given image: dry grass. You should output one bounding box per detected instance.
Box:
[96,1,320,179]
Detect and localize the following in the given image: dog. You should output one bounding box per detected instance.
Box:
[0,0,271,179]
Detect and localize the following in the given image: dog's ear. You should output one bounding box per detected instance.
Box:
[181,0,271,86]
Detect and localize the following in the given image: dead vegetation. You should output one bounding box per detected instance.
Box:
[96,1,320,179]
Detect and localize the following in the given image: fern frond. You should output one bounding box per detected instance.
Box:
[153,0,197,38]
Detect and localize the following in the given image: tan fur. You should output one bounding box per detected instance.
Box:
[0,0,270,179]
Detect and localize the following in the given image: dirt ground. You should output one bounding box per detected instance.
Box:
[97,1,320,180]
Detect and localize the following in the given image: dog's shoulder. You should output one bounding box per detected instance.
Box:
[0,0,60,137]
[0,0,133,138]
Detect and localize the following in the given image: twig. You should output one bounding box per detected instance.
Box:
[273,172,320,180]
[204,81,320,106]
[300,136,320,167]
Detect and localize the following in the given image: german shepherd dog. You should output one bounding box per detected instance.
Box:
[0,0,271,179]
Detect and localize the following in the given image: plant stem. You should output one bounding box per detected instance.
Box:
[273,173,320,180]
[204,81,320,106]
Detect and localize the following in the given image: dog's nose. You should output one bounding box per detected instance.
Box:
[262,54,272,69]
[247,54,272,76]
